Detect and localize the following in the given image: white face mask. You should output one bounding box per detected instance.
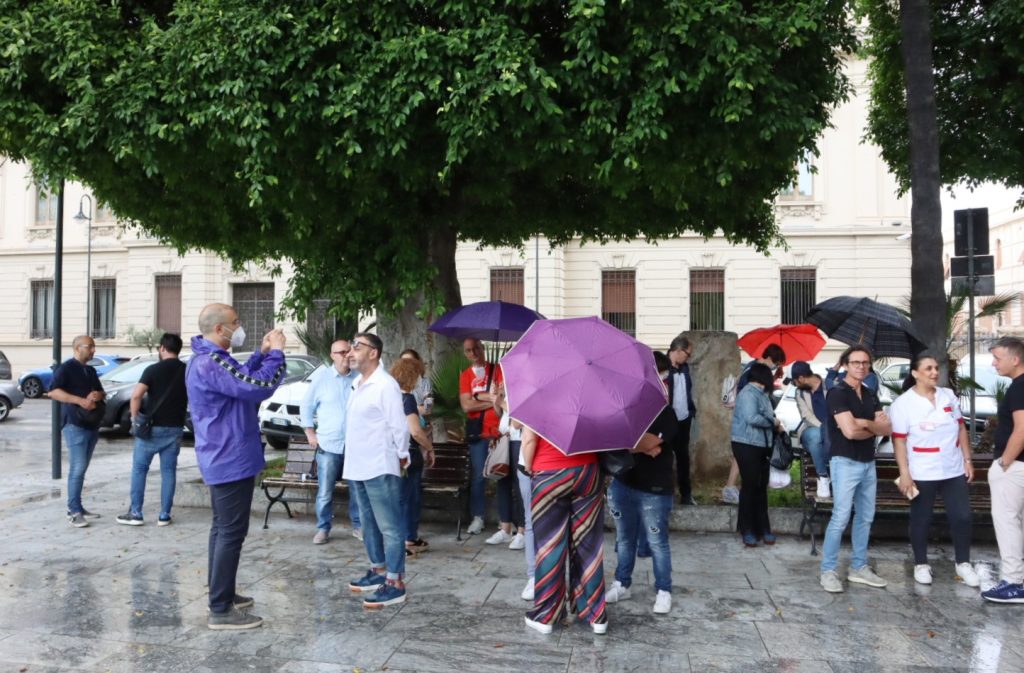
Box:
[227,324,246,349]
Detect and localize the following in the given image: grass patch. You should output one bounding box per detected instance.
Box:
[693,461,804,507]
[258,456,287,484]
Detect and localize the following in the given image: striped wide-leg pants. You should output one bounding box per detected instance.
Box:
[527,462,607,626]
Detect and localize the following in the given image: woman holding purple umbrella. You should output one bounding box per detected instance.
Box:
[520,427,607,635]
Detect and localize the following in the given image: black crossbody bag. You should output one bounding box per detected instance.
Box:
[131,381,176,440]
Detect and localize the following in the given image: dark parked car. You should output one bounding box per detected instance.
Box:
[19,353,130,399]
[0,350,11,380]
[98,352,320,433]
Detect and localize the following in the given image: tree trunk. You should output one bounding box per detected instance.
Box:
[900,0,948,377]
[377,223,462,370]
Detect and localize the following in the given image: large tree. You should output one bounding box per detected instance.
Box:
[861,0,1024,364]
[0,1,856,356]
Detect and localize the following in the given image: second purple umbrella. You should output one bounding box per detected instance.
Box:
[428,300,546,342]
[500,316,668,455]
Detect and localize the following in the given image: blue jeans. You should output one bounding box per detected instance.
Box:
[469,438,490,518]
[401,463,423,542]
[351,474,405,580]
[608,479,673,593]
[801,426,829,477]
[64,423,99,515]
[821,456,877,573]
[497,441,524,526]
[129,426,182,519]
[315,450,360,532]
[517,468,536,579]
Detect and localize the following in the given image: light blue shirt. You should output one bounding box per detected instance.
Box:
[300,365,359,454]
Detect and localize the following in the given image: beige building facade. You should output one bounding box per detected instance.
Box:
[1,56,911,374]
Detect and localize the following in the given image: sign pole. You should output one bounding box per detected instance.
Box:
[967,209,977,445]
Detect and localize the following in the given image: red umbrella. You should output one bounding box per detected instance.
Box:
[737,323,826,364]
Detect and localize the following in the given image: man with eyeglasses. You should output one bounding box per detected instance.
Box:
[187,303,287,630]
[343,332,411,608]
[819,344,892,593]
[667,335,698,506]
[301,339,361,545]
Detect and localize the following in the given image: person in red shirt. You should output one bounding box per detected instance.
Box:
[459,338,506,536]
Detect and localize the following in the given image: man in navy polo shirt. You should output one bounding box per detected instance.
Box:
[48,335,107,528]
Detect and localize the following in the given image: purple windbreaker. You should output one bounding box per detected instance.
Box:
[186,336,286,485]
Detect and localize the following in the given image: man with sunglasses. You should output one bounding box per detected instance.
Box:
[301,339,361,545]
[343,332,411,607]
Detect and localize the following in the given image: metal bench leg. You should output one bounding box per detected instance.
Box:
[456,492,463,541]
[262,485,290,529]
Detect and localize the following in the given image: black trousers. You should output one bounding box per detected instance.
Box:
[208,476,255,613]
[909,474,972,564]
[673,417,693,499]
[732,441,771,538]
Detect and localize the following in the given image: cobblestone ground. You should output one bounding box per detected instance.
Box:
[1,401,1021,672]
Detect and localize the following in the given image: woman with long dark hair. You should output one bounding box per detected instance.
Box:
[889,353,979,587]
[729,362,779,547]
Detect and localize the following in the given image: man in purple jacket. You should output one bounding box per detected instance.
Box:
[186,303,286,630]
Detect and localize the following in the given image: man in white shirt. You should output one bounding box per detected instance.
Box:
[301,339,360,545]
[343,332,411,608]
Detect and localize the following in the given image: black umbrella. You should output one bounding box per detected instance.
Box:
[805,296,928,359]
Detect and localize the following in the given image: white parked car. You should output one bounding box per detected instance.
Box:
[774,363,831,435]
[258,364,323,450]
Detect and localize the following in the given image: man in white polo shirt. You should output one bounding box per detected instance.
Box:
[343,332,411,608]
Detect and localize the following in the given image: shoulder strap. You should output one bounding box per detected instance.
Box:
[144,363,181,416]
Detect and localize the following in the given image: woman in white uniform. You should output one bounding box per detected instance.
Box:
[890,353,979,587]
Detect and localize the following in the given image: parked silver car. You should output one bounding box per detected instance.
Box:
[0,380,26,422]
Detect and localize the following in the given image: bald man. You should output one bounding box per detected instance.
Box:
[49,335,107,528]
[186,303,286,630]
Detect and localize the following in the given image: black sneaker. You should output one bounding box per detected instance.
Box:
[233,594,254,609]
[116,512,144,526]
[157,515,172,527]
[207,607,263,631]
[80,509,102,520]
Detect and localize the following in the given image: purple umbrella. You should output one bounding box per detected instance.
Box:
[500,316,668,455]
[428,300,546,342]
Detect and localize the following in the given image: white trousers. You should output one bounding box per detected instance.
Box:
[989,460,1024,583]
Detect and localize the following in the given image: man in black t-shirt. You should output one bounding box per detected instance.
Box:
[819,344,891,594]
[982,337,1024,603]
[48,335,107,528]
[116,333,188,527]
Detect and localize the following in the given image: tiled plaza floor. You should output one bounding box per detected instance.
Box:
[1,461,1021,673]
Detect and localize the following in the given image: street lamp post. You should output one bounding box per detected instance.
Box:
[73,195,93,335]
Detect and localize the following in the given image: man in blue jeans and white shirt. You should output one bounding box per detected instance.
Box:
[117,332,188,527]
[49,335,107,528]
[301,339,360,545]
[820,344,892,593]
[344,332,411,608]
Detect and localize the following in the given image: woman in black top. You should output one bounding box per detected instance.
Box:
[391,359,435,554]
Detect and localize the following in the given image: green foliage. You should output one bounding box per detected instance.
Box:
[0,1,856,319]
[124,325,165,352]
[429,349,467,429]
[860,0,1024,203]
[293,322,336,363]
[898,287,1019,357]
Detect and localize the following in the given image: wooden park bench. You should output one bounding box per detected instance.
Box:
[797,446,994,555]
[261,441,471,539]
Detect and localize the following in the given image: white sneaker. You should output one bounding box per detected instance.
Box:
[721,486,740,504]
[914,564,933,585]
[816,476,831,500]
[485,529,513,545]
[524,616,552,634]
[653,590,672,614]
[590,619,608,635]
[605,580,631,603]
[508,532,525,550]
[521,578,535,601]
[467,516,485,535]
[955,562,981,588]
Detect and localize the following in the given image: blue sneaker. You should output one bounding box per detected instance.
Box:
[762,533,777,546]
[348,570,386,593]
[363,582,406,608]
[742,533,759,547]
[981,580,1024,604]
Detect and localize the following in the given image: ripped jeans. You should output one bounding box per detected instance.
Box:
[608,478,673,593]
